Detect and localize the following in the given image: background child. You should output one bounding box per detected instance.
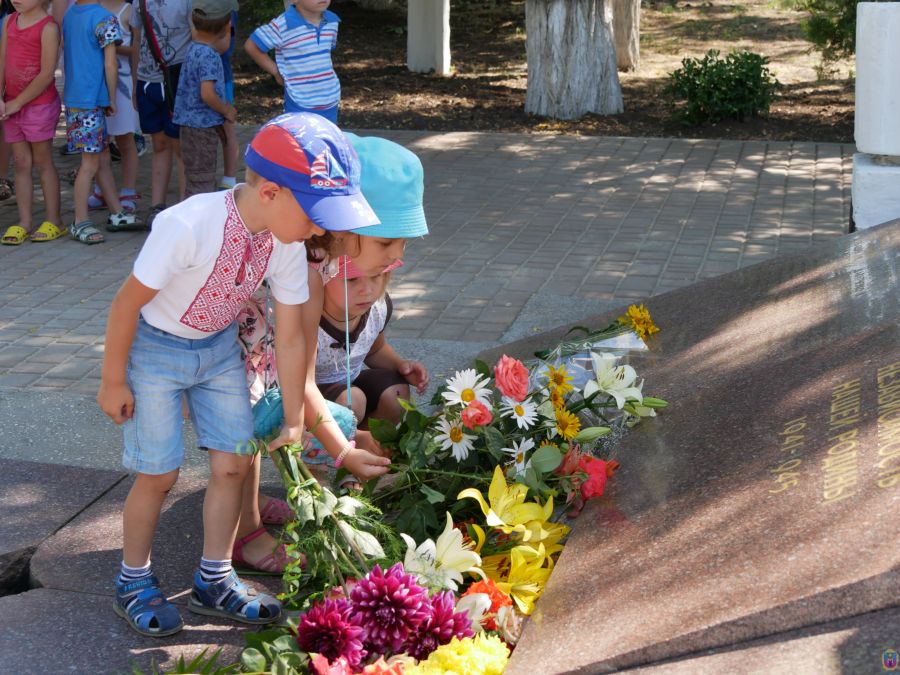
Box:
[245,0,341,124]
[97,113,385,635]
[129,0,191,226]
[173,0,235,199]
[0,0,63,245]
[63,0,137,244]
[217,6,238,190]
[88,0,141,214]
[317,257,429,427]
[0,1,13,204]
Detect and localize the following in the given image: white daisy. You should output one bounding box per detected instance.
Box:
[442,368,492,408]
[502,438,535,478]
[435,417,476,461]
[500,396,538,430]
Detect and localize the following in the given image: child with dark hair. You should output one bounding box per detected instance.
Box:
[172,0,235,198]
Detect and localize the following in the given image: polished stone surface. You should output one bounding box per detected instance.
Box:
[0,458,125,593]
[624,606,900,675]
[505,221,900,673]
[0,589,247,674]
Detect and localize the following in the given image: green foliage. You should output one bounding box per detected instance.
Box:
[241,631,309,675]
[241,0,285,27]
[797,0,891,61]
[132,648,239,675]
[664,49,780,126]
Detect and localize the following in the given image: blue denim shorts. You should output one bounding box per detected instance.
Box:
[122,318,253,475]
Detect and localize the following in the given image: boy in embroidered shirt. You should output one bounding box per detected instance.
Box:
[97,113,387,637]
[245,0,341,124]
[63,0,139,244]
[173,0,236,198]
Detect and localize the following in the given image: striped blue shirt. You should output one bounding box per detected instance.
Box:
[250,7,340,111]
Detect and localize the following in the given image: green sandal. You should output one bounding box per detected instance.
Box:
[70,220,105,245]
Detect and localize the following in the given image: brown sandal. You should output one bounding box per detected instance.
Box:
[231,527,290,576]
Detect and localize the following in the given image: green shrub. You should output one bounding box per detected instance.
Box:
[798,0,891,62]
[664,49,780,126]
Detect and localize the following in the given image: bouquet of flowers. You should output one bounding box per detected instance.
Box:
[218,307,666,675]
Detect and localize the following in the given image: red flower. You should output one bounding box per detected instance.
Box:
[461,400,493,429]
[578,456,607,499]
[462,578,513,631]
[493,355,530,402]
[310,654,353,675]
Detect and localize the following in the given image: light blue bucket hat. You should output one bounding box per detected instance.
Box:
[345,133,429,238]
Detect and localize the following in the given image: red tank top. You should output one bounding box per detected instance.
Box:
[4,13,59,105]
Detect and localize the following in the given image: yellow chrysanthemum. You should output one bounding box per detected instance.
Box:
[544,364,574,395]
[549,387,566,409]
[555,407,581,441]
[618,303,660,340]
[406,634,510,675]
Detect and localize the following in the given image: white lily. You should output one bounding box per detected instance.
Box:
[583,352,643,409]
[455,593,492,632]
[624,378,657,426]
[400,512,484,591]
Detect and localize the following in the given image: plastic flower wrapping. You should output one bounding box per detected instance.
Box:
[234,306,666,674]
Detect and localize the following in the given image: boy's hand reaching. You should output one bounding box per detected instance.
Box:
[104,102,117,117]
[268,424,306,454]
[399,360,429,395]
[223,104,237,123]
[97,382,135,424]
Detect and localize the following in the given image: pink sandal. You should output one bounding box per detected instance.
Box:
[232,527,289,576]
[259,496,293,525]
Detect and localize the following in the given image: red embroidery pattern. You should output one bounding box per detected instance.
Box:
[180,192,274,333]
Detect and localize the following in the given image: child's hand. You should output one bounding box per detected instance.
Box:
[273,71,284,87]
[399,360,429,395]
[96,381,135,424]
[2,99,20,119]
[342,445,391,481]
[223,104,237,123]
[105,102,117,117]
[268,424,305,454]
[356,429,393,459]
[0,100,6,119]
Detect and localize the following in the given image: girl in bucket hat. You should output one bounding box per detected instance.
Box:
[239,134,429,555]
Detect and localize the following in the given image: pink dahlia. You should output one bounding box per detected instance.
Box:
[404,591,475,660]
[350,563,431,654]
[297,598,366,669]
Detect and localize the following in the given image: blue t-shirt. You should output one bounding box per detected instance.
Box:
[62,4,122,109]
[173,41,225,128]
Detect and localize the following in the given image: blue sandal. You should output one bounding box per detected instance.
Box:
[187,569,281,624]
[113,575,184,637]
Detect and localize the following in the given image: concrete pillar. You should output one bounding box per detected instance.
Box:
[852,3,900,229]
[407,0,451,75]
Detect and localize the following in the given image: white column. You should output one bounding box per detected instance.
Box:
[852,3,900,229]
[407,0,451,75]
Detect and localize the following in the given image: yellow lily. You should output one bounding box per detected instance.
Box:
[495,544,553,615]
[458,467,552,542]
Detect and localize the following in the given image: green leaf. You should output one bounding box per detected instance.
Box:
[573,426,612,443]
[474,358,492,381]
[240,648,267,672]
[530,443,563,473]
[338,521,385,558]
[335,495,365,516]
[368,417,399,444]
[271,635,298,653]
[419,484,446,504]
[483,426,506,455]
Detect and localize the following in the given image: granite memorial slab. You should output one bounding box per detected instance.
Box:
[0,458,125,594]
[0,588,247,674]
[489,221,900,673]
[31,473,284,602]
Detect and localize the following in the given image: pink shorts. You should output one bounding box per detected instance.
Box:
[3,99,62,143]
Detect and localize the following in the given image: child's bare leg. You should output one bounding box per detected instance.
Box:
[32,140,60,225]
[115,132,138,194]
[369,383,411,426]
[10,141,34,230]
[122,470,179,567]
[222,119,238,185]
[149,131,173,205]
[236,454,284,564]
[334,386,367,423]
[204,449,252,560]
[95,148,123,212]
[172,138,184,202]
[74,152,101,223]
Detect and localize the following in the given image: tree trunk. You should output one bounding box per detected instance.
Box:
[612,0,640,71]
[525,0,624,119]
[356,0,395,8]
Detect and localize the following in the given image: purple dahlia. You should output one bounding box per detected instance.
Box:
[404,590,475,660]
[350,563,431,654]
[297,598,366,669]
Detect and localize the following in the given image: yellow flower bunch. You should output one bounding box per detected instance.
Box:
[406,634,510,675]
[618,303,660,340]
[544,363,574,396]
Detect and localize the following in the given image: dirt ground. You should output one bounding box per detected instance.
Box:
[232,0,855,143]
